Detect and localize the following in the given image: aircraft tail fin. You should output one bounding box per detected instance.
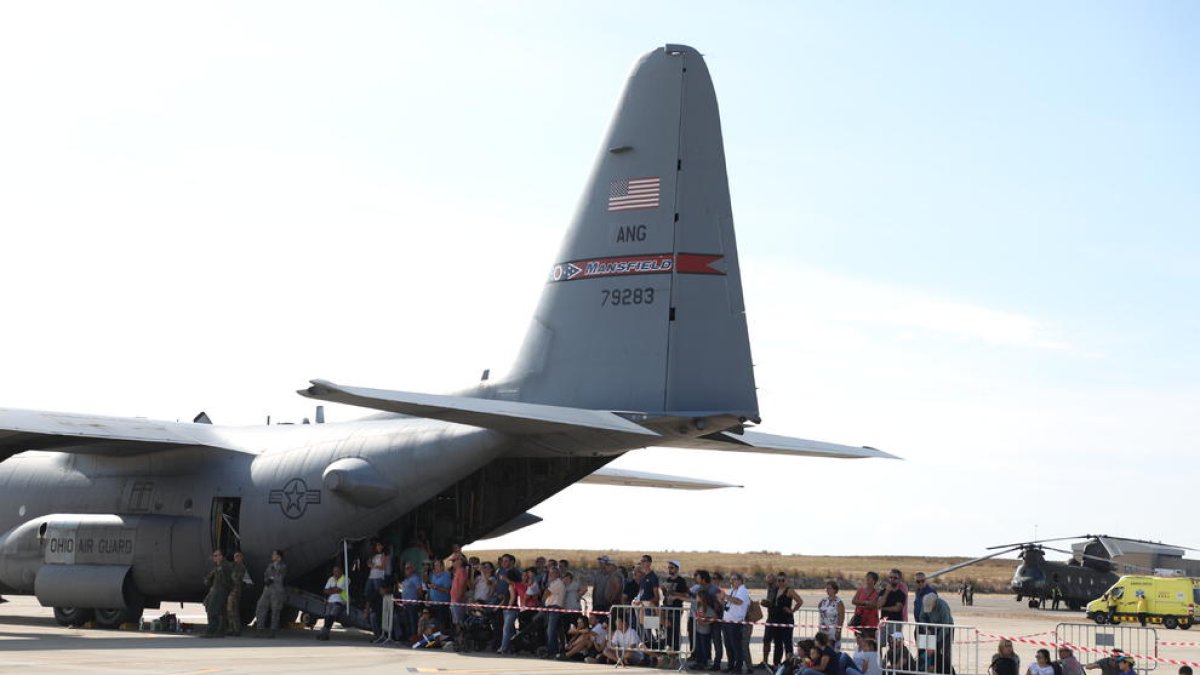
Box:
[500,44,757,419]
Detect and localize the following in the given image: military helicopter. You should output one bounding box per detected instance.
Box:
[929,535,1200,610]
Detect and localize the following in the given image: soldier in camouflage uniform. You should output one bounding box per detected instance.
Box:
[226,550,249,636]
[254,549,289,637]
[202,550,233,637]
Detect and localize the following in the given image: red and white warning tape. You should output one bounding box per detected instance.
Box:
[975,630,1200,669]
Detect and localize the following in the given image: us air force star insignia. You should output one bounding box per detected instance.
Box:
[268,478,321,519]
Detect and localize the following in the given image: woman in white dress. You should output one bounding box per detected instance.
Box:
[818,580,846,650]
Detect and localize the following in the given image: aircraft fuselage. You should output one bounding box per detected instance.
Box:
[0,418,509,601]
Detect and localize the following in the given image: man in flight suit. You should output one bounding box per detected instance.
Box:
[202,550,233,637]
[254,549,289,637]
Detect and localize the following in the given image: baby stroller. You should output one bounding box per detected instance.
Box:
[458,607,496,652]
[509,612,549,656]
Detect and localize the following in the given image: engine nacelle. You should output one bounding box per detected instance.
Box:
[0,513,207,601]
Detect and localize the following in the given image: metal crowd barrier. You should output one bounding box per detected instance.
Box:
[793,608,831,642]
[608,604,689,669]
[880,619,978,675]
[379,594,395,643]
[1056,622,1159,671]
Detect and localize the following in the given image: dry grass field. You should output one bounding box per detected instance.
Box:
[467,549,1018,592]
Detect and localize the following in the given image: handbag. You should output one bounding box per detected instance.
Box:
[746,598,763,623]
[848,611,863,628]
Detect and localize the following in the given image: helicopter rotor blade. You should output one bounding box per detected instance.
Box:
[1039,544,1157,573]
[1088,534,1200,554]
[985,536,1093,550]
[926,546,1024,580]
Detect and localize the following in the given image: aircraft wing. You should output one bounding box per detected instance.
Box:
[580,467,741,490]
[299,380,659,438]
[0,407,237,462]
[656,429,899,460]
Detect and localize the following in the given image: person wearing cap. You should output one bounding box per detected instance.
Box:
[884,630,916,673]
[662,560,689,653]
[919,592,954,674]
[1117,656,1137,675]
[592,556,623,615]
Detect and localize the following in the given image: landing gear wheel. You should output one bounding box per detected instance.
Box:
[1029,599,1041,609]
[95,606,144,629]
[1164,617,1179,630]
[53,607,95,627]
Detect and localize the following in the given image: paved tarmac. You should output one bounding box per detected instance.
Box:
[2,593,1198,674]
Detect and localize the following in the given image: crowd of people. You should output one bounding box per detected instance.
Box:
[196,544,1191,675]
[320,544,970,674]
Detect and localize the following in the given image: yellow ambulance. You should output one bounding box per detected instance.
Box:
[1086,575,1200,629]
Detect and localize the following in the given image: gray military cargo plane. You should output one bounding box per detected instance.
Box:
[0,44,893,629]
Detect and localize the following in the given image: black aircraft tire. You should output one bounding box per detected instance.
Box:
[1029,599,1041,609]
[94,606,144,629]
[1164,617,1179,630]
[53,607,95,627]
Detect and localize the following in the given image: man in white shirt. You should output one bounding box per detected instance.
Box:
[599,616,647,666]
[317,564,349,641]
[543,567,567,656]
[719,572,752,672]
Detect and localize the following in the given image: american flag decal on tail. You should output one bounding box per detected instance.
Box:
[608,176,661,211]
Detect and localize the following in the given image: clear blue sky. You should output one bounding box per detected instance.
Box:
[0,3,1196,557]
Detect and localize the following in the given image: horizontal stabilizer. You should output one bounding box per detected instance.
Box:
[0,407,236,463]
[659,429,898,460]
[298,380,659,438]
[581,467,740,490]
[478,512,544,540]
